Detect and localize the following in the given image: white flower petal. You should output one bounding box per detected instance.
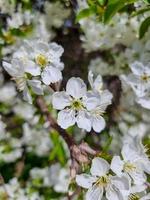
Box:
[93,75,103,92]
[86,185,103,200]
[141,193,150,200]
[35,41,49,53]
[100,90,113,108]
[3,59,24,77]
[111,175,131,192]
[84,92,100,111]
[88,70,94,89]
[92,116,106,133]
[49,42,64,57]
[52,91,71,110]
[57,109,76,129]
[129,170,146,185]
[106,185,123,200]
[130,184,147,194]
[76,110,92,132]
[3,61,16,77]
[121,144,139,162]
[27,80,43,95]
[25,60,41,76]
[23,86,32,104]
[66,77,87,98]
[110,156,124,177]
[130,61,145,75]
[90,157,110,177]
[136,96,150,110]
[41,66,62,85]
[53,61,64,71]
[76,174,96,189]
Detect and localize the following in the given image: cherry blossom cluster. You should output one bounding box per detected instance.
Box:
[2,39,113,133]
[76,136,150,200]
[3,40,64,103]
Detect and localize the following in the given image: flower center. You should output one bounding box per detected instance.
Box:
[141,74,150,82]
[71,99,84,110]
[36,54,48,67]
[95,175,109,187]
[91,106,105,117]
[129,193,140,200]
[123,162,136,173]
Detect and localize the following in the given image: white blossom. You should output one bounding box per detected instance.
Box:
[15,40,64,85]
[111,137,150,185]
[52,77,106,132]
[76,157,130,200]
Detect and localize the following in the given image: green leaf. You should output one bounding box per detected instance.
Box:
[103,0,136,24]
[103,1,124,23]
[132,6,150,17]
[76,8,94,22]
[97,0,108,6]
[49,131,67,166]
[103,136,113,152]
[139,16,150,39]
[143,0,150,4]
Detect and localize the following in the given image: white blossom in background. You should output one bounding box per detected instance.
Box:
[52,76,112,132]
[76,157,130,200]
[0,178,27,200]
[78,13,139,52]
[20,40,64,85]
[0,116,7,140]
[32,14,53,42]
[7,5,34,29]
[12,40,64,85]
[54,167,70,193]
[0,178,43,200]
[124,61,150,97]
[0,0,15,14]
[22,123,52,156]
[3,57,43,104]
[44,1,71,29]
[13,101,36,122]
[30,163,70,193]
[0,83,16,103]
[0,137,23,163]
[122,61,150,109]
[2,39,64,103]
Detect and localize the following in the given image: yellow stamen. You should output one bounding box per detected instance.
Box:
[95,175,109,187]
[123,162,136,173]
[35,54,48,67]
[129,193,140,200]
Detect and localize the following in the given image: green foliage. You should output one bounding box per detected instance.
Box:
[139,16,150,38]
[103,0,136,23]
[76,8,94,22]
[49,130,68,166]
[76,0,150,39]
[76,0,137,23]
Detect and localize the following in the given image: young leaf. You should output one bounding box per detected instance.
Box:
[139,16,150,39]
[76,8,94,22]
[103,0,137,24]
[132,6,150,17]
